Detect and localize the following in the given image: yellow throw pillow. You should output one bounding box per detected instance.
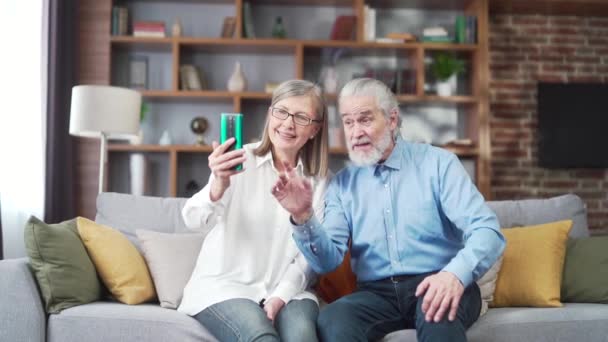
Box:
[491,220,572,308]
[77,217,156,305]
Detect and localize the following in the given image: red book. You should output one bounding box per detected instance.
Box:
[330,16,356,40]
[133,21,165,30]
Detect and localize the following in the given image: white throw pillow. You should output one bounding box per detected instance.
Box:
[136,230,205,309]
[476,256,504,316]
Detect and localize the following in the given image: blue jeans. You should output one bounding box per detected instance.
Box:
[195,298,319,342]
[318,272,481,342]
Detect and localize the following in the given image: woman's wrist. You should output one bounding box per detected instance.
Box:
[209,179,227,202]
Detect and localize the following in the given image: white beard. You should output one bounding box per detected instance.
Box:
[347,128,393,167]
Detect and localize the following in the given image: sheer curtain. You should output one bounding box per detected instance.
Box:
[0,1,48,258]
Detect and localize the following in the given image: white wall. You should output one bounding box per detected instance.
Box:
[0,0,47,258]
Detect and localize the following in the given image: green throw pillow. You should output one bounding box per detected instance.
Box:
[24,216,101,313]
[561,236,608,303]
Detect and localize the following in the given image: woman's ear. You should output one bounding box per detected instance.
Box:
[311,125,321,139]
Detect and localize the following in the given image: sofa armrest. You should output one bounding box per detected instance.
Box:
[0,258,46,342]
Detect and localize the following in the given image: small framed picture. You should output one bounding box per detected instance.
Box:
[220,17,236,38]
[179,64,207,91]
[129,56,148,90]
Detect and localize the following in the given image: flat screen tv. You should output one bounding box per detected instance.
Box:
[537,83,608,168]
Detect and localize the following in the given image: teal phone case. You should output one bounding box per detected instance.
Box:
[220,113,243,171]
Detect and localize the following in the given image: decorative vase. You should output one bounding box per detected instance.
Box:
[172,19,182,37]
[271,16,286,39]
[227,62,247,92]
[159,130,172,145]
[436,74,457,97]
[321,66,338,94]
[130,153,147,196]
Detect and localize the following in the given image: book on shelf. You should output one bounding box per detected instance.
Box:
[467,16,477,44]
[221,17,236,38]
[353,68,415,95]
[385,32,417,42]
[242,2,256,38]
[421,26,451,42]
[423,26,448,37]
[133,21,166,38]
[363,5,376,41]
[455,15,477,44]
[422,36,452,43]
[330,16,356,40]
[179,65,206,91]
[111,6,128,35]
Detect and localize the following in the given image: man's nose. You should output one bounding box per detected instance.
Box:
[352,122,366,137]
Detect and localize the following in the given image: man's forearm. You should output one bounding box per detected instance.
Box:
[291,215,348,275]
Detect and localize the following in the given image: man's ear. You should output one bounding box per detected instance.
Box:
[388,108,399,131]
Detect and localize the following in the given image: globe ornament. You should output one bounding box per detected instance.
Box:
[190,116,208,145]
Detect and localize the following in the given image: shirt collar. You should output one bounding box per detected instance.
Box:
[378,136,404,171]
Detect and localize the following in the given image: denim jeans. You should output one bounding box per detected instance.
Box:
[195,298,319,342]
[317,272,481,342]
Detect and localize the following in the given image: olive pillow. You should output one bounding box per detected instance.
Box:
[24,216,101,313]
[561,236,608,303]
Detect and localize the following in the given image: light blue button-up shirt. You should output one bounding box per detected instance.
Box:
[292,138,505,287]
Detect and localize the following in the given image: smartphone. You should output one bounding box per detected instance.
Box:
[220,113,243,171]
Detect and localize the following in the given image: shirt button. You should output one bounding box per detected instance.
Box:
[388,235,392,239]
[384,183,388,188]
[386,209,390,213]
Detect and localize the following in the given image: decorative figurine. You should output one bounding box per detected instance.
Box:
[271,16,286,39]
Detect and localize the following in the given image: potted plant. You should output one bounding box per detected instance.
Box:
[431,52,465,96]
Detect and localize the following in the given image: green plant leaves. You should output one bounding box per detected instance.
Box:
[431,52,465,81]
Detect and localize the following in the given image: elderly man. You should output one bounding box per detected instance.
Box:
[271,78,505,342]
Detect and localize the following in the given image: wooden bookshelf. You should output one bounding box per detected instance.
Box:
[87,0,492,203]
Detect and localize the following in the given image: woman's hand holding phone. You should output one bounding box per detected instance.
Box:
[208,137,246,202]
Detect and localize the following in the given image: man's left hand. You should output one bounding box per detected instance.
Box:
[263,297,285,322]
[415,271,464,323]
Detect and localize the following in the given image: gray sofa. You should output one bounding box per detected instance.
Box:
[1,192,607,342]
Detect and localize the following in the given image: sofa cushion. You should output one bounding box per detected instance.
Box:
[487,194,589,238]
[95,192,195,250]
[477,256,503,315]
[136,230,206,309]
[380,303,608,342]
[492,220,572,308]
[562,236,608,304]
[24,216,101,313]
[77,217,156,305]
[47,302,218,342]
[468,303,608,342]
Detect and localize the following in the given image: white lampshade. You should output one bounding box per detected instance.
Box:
[69,85,141,139]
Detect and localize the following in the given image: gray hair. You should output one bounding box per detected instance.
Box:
[254,79,329,177]
[339,78,402,139]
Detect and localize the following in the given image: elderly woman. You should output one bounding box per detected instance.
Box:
[178,79,329,342]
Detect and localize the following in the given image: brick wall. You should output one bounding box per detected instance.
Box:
[489,14,608,234]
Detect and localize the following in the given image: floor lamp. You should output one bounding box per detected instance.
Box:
[69,85,142,193]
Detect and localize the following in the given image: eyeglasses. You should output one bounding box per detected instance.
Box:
[270,107,322,127]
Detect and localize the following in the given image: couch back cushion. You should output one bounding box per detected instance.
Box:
[96,192,197,249]
[487,194,589,238]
